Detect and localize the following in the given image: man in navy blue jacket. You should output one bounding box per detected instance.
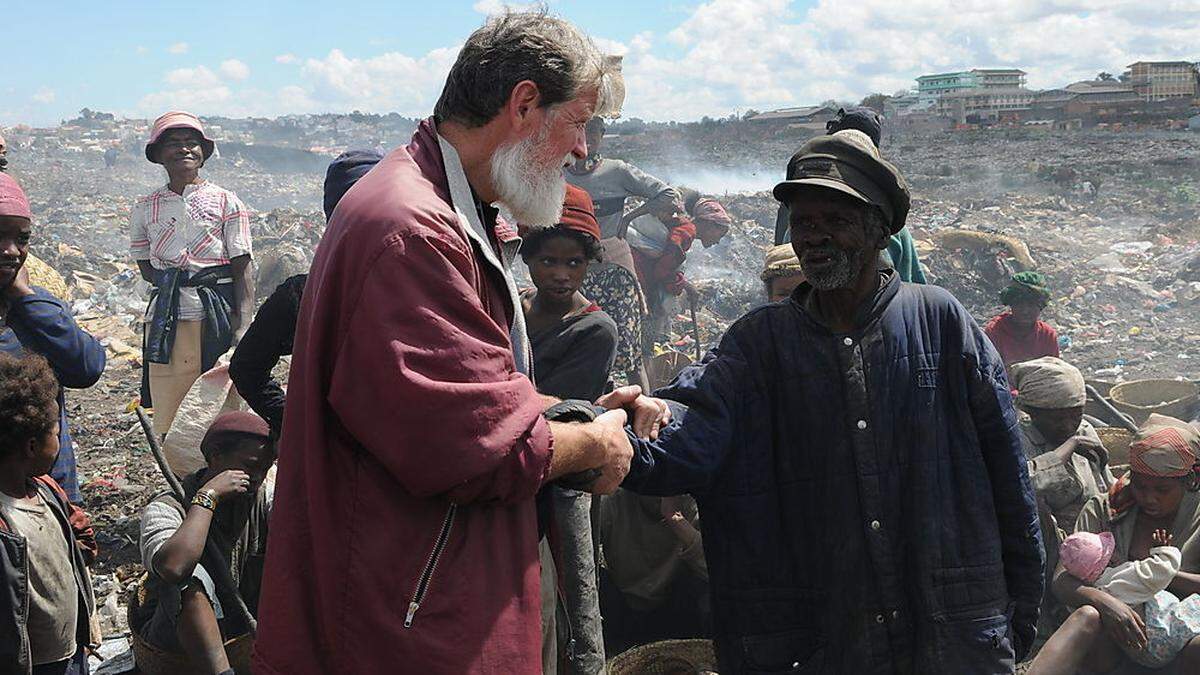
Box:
[0,173,106,503]
[622,130,1043,674]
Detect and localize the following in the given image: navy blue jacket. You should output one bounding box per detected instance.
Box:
[624,273,1043,674]
[0,287,106,502]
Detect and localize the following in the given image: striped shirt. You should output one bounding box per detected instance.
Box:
[129,182,252,320]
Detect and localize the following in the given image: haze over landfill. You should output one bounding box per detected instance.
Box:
[2,2,1200,671]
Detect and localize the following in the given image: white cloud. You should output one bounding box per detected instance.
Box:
[139,66,231,115]
[219,59,251,81]
[135,46,149,55]
[128,1,1200,122]
[606,0,1200,121]
[31,87,56,104]
[168,42,189,55]
[292,46,461,115]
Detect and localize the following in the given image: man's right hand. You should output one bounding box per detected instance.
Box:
[588,409,633,495]
[201,469,252,501]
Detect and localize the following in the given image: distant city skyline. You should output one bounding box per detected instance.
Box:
[4,0,1198,127]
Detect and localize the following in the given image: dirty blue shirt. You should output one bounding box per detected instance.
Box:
[623,272,1043,673]
[0,287,106,502]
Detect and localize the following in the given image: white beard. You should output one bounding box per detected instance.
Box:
[490,123,570,231]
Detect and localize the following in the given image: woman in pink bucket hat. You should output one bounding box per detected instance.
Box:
[1028,416,1200,673]
[130,111,255,436]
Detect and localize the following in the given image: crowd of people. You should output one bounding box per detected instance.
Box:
[3,8,1200,675]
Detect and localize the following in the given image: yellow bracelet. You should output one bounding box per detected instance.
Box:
[190,489,218,511]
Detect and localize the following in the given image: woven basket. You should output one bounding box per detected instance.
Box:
[127,573,254,675]
[1096,427,1134,467]
[132,630,254,675]
[648,350,694,390]
[1109,379,1199,426]
[23,254,70,299]
[608,639,718,675]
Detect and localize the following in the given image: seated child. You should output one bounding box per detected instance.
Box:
[1060,529,1200,667]
[133,411,275,675]
[0,352,98,675]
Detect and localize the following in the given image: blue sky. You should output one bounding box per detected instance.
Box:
[4,0,1196,127]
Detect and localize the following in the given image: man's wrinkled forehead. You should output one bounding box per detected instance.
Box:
[559,86,600,120]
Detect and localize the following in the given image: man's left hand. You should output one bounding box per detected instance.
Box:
[597,385,671,440]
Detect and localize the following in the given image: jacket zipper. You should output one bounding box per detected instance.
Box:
[404,504,457,628]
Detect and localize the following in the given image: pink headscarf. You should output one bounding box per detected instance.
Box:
[0,173,32,220]
[1060,531,1116,583]
[692,197,732,229]
[145,111,215,163]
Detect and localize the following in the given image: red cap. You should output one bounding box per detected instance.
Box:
[0,173,32,220]
[200,411,272,459]
[559,184,600,241]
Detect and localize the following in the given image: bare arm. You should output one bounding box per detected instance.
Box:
[230,254,255,338]
[151,469,251,584]
[1053,564,1148,650]
[152,505,217,586]
[1168,572,1200,598]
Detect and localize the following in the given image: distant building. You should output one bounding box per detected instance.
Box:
[1124,61,1199,101]
[886,90,942,119]
[937,87,1036,123]
[1029,80,1188,127]
[747,105,837,124]
[915,68,1028,105]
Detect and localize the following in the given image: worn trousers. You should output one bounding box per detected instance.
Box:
[148,320,202,435]
[553,488,606,674]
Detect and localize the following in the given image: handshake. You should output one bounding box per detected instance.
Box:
[546,385,671,495]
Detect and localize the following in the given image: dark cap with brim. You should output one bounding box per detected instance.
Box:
[772,130,911,234]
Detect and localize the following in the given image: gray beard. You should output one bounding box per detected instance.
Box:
[801,247,865,290]
[490,124,567,230]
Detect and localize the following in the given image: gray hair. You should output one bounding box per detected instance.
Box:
[434,9,623,128]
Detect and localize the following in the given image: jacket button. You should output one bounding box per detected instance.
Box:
[876,614,886,624]
[843,337,854,346]
[857,420,868,430]
[870,520,881,531]
[892,610,900,620]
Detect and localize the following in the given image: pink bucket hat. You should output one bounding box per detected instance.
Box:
[0,173,32,221]
[145,111,215,163]
[1060,531,1116,583]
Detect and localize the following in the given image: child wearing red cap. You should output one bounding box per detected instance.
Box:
[520,184,618,673]
[132,411,275,675]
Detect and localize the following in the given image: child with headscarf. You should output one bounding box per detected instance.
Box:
[1030,415,1200,674]
[985,271,1060,367]
[1050,526,1200,669]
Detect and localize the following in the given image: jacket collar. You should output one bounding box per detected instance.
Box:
[791,268,900,335]
[412,118,532,377]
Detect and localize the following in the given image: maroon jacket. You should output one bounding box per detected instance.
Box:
[253,120,553,674]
